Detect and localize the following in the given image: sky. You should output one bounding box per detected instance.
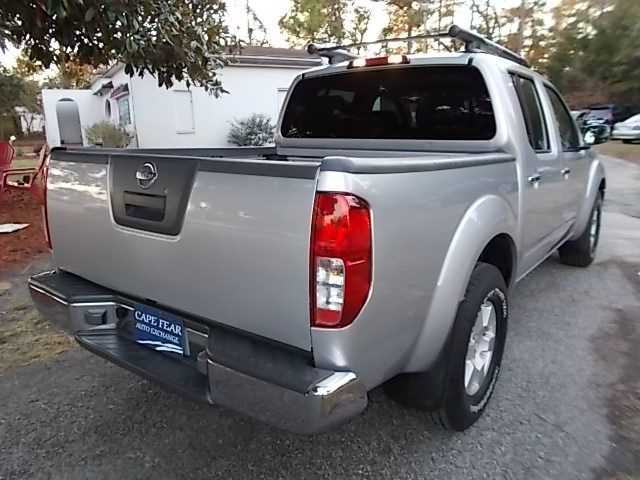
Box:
[0,0,531,70]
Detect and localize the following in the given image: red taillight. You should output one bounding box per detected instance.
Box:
[311,193,372,328]
[41,157,51,250]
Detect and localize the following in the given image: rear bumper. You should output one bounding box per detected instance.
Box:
[29,270,367,434]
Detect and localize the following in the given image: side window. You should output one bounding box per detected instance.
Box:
[545,86,581,150]
[511,75,549,152]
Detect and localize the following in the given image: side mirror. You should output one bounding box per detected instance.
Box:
[583,130,597,145]
[583,128,607,146]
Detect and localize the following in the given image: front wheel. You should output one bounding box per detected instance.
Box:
[559,192,603,267]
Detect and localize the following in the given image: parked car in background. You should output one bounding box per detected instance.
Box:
[572,110,609,144]
[587,104,640,126]
[611,113,640,143]
[571,110,589,130]
[584,118,611,142]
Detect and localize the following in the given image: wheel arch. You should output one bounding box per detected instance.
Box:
[404,194,517,373]
[570,158,606,240]
[478,233,517,288]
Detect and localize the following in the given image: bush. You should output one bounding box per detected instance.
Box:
[85,121,133,148]
[227,113,275,146]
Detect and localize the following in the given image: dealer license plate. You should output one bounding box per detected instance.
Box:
[133,304,186,356]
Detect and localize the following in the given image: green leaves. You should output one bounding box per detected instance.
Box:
[279,0,355,47]
[0,0,233,95]
[227,113,275,146]
[0,67,26,114]
[546,0,640,104]
[85,121,133,147]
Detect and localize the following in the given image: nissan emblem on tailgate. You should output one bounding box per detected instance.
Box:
[136,162,158,189]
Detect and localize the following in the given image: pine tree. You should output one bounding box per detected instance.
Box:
[545,0,613,104]
[279,0,353,47]
[468,0,502,40]
[583,0,640,103]
[499,0,549,69]
[380,0,425,53]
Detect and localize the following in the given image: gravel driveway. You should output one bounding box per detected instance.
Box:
[1,155,638,480]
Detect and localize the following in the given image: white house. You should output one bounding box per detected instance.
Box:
[41,47,321,148]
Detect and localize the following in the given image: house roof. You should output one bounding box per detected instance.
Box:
[110,83,129,98]
[89,46,321,87]
[230,45,321,68]
[237,46,313,58]
[91,80,113,95]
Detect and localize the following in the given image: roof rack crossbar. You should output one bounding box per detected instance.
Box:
[307,24,529,67]
[447,25,528,66]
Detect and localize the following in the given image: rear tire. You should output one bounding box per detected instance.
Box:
[385,262,508,431]
[559,192,603,267]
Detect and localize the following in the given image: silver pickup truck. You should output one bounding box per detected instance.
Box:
[29,27,606,434]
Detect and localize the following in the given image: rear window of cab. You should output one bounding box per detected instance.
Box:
[281,65,496,141]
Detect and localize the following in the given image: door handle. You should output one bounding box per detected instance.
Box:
[527,173,542,188]
[561,168,571,179]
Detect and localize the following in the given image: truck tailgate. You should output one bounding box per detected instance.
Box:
[47,150,320,350]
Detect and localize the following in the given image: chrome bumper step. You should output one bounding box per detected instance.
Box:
[29,269,368,434]
[76,329,209,402]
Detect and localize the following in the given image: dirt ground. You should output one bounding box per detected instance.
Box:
[0,185,74,374]
[0,189,48,272]
[596,141,640,165]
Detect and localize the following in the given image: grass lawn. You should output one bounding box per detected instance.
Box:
[596,141,640,165]
[10,157,40,170]
[0,305,75,374]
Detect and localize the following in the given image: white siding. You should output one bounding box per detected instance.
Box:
[43,63,307,148]
[173,90,195,133]
[42,89,103,147]
[130,65,303,147]
[277,88,289,111]
[43,65,139,147]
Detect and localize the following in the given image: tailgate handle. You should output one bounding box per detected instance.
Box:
[123,191,166,222]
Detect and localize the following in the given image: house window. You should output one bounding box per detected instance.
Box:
[117,96,131,125]
[174,90,195,133]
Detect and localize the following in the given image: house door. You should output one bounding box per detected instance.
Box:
[56,99,82,145]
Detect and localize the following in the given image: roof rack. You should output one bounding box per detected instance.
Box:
[307,24,529,68]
